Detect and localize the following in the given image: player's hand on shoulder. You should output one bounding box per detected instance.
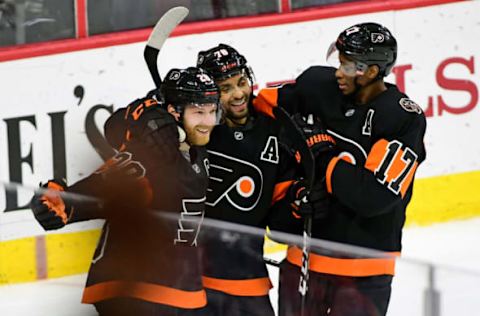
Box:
[125,98,180,161]
[287,178,330,220]
[30,179,73,230]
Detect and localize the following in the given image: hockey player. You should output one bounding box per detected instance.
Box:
[30,67,219,316]
[196,44,324,316]
[85,45,323,315]
[254,23,427,316]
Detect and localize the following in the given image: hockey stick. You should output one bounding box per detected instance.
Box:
[144,6,189,88]
[272,106,315,316]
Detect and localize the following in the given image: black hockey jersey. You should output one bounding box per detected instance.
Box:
[66,99,210,309]
[201,108,295,296]
[254,66,426,277]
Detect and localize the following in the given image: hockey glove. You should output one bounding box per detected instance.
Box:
[126,101,180,162]
[30,179,73,230]
[292,113,335,155]
[287,178,330,220]
[292,113,337,180]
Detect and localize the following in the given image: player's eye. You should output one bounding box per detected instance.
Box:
[220,86,231,93]
[238,77,248,87]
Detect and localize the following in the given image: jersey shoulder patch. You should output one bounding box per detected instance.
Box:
[398,97,423,114]
[371,86,426,137]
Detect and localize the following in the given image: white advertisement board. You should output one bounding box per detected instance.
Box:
[0,1,479,240]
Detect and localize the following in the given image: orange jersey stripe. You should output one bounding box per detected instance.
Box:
[82,280,207,309]
[286,246,400,277]
[202,276,272,296]
[252,88,279,118]
[325,156,341,194]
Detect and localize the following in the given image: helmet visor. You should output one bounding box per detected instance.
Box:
[326,42,368,76]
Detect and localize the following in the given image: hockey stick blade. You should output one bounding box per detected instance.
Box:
[144,6,189,88]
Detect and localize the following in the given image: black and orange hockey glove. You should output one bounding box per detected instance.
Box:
[287,178,330,220]
[292,113,337,180]
[30,179,73,230]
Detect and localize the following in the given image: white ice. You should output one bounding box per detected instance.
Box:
[1,218,480,316]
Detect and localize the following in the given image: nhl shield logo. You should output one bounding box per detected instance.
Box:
[345,109,355,117]
[234,131,244,140]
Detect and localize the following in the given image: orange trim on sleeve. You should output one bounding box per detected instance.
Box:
[82,280,207,309]
[286,246,400,277]
[202,276,272,297]
[364,139,389,173]
[271,180,294,204]
[325,156,340,194]
[399,161,418,197]
[252,88,279,118]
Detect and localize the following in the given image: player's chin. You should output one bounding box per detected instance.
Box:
[339,85,355,96]
[191,137,210,146]
[187,130,212,146]
[228,107,249,120]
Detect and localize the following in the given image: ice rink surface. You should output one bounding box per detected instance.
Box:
[1,217,480,316]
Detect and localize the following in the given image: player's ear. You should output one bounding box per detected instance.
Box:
[167,104,180,122]
[366,65,380,79]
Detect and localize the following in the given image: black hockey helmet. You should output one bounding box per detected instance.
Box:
[161,67,220,113]
[197,43,255,84]
[327,22,397,77]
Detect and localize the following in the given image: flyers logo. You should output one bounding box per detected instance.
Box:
[371,32,385,43]
[327,130,368,166]
[175,197,205,246]
[206,150,263,212]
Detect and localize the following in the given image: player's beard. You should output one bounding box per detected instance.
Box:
[222,94,250,125]
[184,124,214,146]
[223,105,248,122]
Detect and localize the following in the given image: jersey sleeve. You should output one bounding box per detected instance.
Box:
[64,172,108,222]
[253,66,336,118]
[326,105,427,217]
[65,151,153,223]
[267,139,306,234]
[266,151,303,235]
[270,146,298,205]
[253,82,300,119]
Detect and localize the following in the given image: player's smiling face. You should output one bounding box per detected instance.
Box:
[217,72,252,125]
[182,103,217,146]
